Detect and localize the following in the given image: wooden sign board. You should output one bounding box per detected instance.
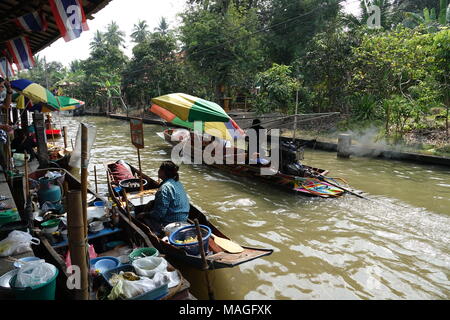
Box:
[130,118,144,149]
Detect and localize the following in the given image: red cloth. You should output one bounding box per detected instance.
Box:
[110,163,134,183]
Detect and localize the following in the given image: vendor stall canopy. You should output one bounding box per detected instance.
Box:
[0,0,112,61]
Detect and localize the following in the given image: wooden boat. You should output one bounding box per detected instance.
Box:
[30,168,194,300]
[159,128,346,198]
[105,160,274,270]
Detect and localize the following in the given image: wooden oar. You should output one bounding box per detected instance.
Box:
[210,234,244,254]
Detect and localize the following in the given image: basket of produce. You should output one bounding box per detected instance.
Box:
[118,178,148,192]
[169,224,211,256]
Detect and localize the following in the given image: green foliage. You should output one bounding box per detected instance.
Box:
[179,2,264,100]
[253,63,299,114]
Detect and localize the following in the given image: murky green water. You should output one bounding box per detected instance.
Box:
[58,115,450,300]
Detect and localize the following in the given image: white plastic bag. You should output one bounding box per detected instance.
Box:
[108,277,159,300]
[0,231,40,257]
[132,256,168,278]
[153,271,177,288]
[15,261,56,288]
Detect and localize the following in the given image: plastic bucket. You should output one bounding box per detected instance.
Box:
[129,247,159,262]
[9,268,59,300]
[169,225,211,256]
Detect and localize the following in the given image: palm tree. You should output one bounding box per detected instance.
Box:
[90,31,105,51]
[402,0,449,29]
[131,20,149,43]
[155,17,169,35]
[104,21,126,48]
[342,0,394,29]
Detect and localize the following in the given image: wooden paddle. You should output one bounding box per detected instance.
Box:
[210,234,244,254]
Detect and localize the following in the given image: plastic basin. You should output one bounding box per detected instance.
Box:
[91,257,120,274]
[169,225,211,256]
[9,268,59,300]
[101,264,168,300]
[129,247,159,263]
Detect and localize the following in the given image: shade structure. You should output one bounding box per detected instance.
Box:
[151,93,230,123]
[150,104,245,142]
[10,79,60,111]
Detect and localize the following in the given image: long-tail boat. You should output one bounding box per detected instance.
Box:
[30,168,194,300]
[158,128,346,198]
[105,160,274,270]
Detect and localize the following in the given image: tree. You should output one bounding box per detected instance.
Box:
[252,63,299,114]
[179,2,264,100]
[155,17,169,35]
[104,21,126,48]
[89,31,105,51]
[263,0,341,65]
[131,20,149,43]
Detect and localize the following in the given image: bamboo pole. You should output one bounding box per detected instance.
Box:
[194,218,215,300]
[66,190,89,300]
[94,165,98,194]
[24,151,29,201]
[137,148,143,192]
[81,124,88,238]
[63,126,68,150]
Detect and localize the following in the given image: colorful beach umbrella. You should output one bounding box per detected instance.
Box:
[150,104,245,142]
[10,79,60,111]
[151,93,230,123]
[56,96,85,111]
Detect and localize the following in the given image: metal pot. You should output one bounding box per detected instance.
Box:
[163,222,191,237]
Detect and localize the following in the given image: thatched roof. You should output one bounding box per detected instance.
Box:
[0,0,112,55]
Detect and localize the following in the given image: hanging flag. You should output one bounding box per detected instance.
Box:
[49,0,89,42]
[14,10,48,32]
[6,37,35,71]
[0,57,15,78]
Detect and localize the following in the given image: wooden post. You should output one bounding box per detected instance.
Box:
[337,134,352,158]
[81,124,88,238]
[63,126,68,150]
[66,190,89,300]
[33,113,49,167]
[194,219,215,300]
[21,109,29,134]
[94,165,98,194]
[137,148,143,192]
[24,152,30,201]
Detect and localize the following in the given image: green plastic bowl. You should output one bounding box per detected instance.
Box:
[0,209,19,226]
[129,247,159,262]
[41,219,61,229]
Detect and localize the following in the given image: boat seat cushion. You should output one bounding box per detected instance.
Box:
[110,162,134,183]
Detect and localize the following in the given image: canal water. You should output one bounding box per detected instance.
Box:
[59,115,449,300]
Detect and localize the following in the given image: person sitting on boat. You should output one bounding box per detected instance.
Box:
[139,161,190,235]
[45,114,53,130]
[246,119,270,165]
[11,128,38,161]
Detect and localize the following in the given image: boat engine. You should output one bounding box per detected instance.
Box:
[280,141,307,176]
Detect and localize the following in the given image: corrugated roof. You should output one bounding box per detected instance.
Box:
[0,0,112,55]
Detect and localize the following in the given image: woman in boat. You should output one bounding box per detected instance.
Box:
[139,161,190,236]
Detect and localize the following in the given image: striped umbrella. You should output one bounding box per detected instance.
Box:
[151,93,230,123]
[56,96,85,111]
[10,79,60,111]
[149,104,245,142]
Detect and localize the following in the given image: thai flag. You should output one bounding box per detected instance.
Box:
[0,57,15,78]
[14,11,48,32]
[49,0,89,42]
[6,37,35,71]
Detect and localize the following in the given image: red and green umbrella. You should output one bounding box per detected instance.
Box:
[151,93,230,123]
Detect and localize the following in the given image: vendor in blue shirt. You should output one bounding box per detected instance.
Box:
[140,161,190,235]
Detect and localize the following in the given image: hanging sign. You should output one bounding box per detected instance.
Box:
[130,118,144,149]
